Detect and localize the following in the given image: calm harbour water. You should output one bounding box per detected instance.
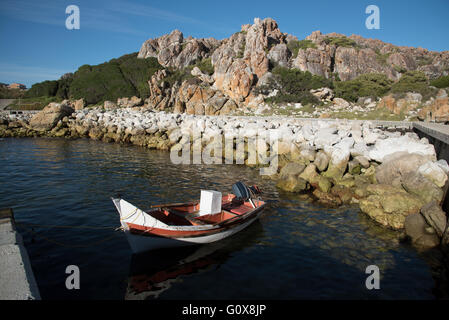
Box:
[0,137,437,299]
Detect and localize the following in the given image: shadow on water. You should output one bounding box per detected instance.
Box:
[0,137,442,299]
[125,221,265,300]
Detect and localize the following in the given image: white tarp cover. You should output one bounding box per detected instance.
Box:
[199,190,222,216]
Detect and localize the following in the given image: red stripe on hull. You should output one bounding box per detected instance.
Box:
[128,205,265,239]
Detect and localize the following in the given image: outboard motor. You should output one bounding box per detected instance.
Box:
[232,181,251,201]
[249,185,261,196]
[232,182,261,208]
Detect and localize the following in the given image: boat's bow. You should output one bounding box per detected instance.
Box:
[111,197,169,230]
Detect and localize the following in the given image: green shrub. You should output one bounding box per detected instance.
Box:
[237,40,246,58]
[69,62,136,105]
[55,73,74,99]
[274,66,332,91]
[8,96,61,110]
[161,57,214,87]
[393,65,407,73]
[193,57,214,75]
[25,53,163,104]
[390,70,437,100]
[287,40,317,58]
[161,68,195,87]
[324,36,359,48]
[113,54,162,99]
[266,92,318,105]
[0,87,25,99]
[260,66,333,105]
[334,73,393,102]
[415,56,433,67]
[430,75,449,88]
[24,80,59,98]
[375,52,391,66]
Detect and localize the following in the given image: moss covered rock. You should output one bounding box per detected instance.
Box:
[276,175,309,193]
[359,184,424,229]
[313,189,342,207]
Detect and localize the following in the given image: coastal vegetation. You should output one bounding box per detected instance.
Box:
[430,75,449,89]
[390,70,437,100]
[69,62,136,104]
[8,96,61,110]
[193,57,214,75]
[161,68,195,87]
[334,73,393,102]
[375,50,391,66]
[161,58,214,87]
[24,80,60,98]
[257,66,332,105]
[237,40,246,58]
[323,36,359,48]
[0,87,25,99]
[287,40,317,58]
[24,53,163,105]
[256,68,437,107]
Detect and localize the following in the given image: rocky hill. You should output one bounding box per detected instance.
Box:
[22,17,449,121]
[137,17,449,115]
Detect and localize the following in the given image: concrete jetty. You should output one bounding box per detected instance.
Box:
[0,208,40,300]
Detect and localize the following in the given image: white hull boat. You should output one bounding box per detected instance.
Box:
[112,182,266,253]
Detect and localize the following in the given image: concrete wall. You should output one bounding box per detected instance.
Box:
[413,123,449,214]
[0,99,16,111]
[0,208,40,300]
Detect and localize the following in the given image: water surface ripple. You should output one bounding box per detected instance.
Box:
[0,138,435,299]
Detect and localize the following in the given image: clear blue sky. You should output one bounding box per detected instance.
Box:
[1,0,448,87]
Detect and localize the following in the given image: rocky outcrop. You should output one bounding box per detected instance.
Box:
[336,47,396,81]
[29,103,74,131]
[359,184,424,230]
[134,18,449,114]
[377,93,422,115]
[375,152,434,186]
[138,30,220,69]
[301,31,449,81]
[117,96,143,108]
[293,47,333,78]
[310,87,334,101]
[191,67,214,84]
[401,171,444,205]
[421,201,447,238]
[210,18,286,104]
[74,98,85,111]
[418,90,449,123]
[404,213,440,248]
[405,201,448,248]
[145,65,239,115]
[369,136,436,163]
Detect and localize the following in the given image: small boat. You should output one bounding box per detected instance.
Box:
[112,182,266,253]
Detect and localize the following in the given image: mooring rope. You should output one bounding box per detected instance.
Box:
[14,205,155,248]
[15,222,116,230]
[15,222,123,248]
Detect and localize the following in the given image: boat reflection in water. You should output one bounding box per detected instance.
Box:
[125,221,264,300]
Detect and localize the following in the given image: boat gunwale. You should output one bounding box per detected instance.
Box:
[127,203,266,237]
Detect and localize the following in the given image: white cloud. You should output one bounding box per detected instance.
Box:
[108,0,201,25]
[0,0,203,36]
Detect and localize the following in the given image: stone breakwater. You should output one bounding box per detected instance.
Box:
[1,103,448,248]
